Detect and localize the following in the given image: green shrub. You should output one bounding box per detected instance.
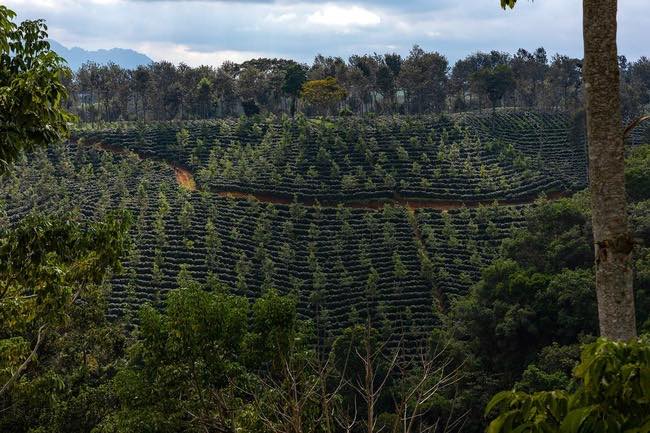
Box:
[485,337,650,433]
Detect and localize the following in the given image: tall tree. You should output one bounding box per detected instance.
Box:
[511,48,548,108]
[472,64,515,113]
[282,63,307,117]
[132,65,150,121]
[546,54,582,111]
[196,76,213,119]
[501,0,636,340]
[398,45,448,113]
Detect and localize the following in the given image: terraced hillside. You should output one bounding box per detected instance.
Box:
[1,112,587,342]
[78,112,587,203]
[461,112,587,191]
[629,118,650,147]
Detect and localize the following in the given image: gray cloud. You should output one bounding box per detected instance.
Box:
[4,0,648,67]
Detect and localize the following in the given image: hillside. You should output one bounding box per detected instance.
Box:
[0,111,591,342]
[79,112,588,202]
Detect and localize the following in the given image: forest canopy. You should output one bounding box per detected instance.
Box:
[61,47,650,122]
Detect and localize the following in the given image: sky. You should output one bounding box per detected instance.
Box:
[5,0,649,67]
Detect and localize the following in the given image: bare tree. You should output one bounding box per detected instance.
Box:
[389,342,468,433]
[247,343,350,433]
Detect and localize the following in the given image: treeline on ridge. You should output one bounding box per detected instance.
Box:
[63,45,650,122]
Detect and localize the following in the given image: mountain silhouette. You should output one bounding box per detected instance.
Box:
[49,40,153,70]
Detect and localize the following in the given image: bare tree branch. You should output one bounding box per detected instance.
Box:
[624,115,650,138]
[0,324,46,397]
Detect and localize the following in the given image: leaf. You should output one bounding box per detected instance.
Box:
[560,406,594,433]
[487,411,515,433]
[511,422,533,433]
[625,418,650,433]
[486,390,517,416]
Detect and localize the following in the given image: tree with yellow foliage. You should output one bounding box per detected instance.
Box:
[301,77,347,116]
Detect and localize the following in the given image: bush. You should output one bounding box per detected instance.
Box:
[485,337,650,433]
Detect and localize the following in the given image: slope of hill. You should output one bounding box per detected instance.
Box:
[49,40,153,70]
[0,112,589,344]
[79,112,587,203]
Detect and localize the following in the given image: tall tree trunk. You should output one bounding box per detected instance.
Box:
[365,331,374,433]
[583,0,636,340]
[290,96,297,117]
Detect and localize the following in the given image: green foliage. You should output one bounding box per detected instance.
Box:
[0,280,128,433]
[106,286,250,433]
[0,210,131,336]
[282,63,307,97]
[450,260,597,382]
[432,190,650,429]
[0,6,74,174]
[472,65,516,111]
[282,63,307,116]
[102,287,303,433]
[485,337,650,433]
[247,289,299,364]
[435,198,597,385]
[502,195,592,272]
[0,212,132,430]
[626,144,650,202]
[516,343,583,393]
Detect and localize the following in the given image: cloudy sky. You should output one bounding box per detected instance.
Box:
[5,0,649,67]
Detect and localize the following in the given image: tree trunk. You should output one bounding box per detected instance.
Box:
[290,96,297,117]
[583,0,636,341]
[366,337,374,433]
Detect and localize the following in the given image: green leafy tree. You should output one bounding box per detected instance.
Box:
[0,6,74,174]
[0,211,131,401]
[472,65,515,113]
[106,286,250,433]
[282,63,307,117]
[397,45,448,113]
[196,76,213,119]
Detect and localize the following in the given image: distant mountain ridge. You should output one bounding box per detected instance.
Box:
[49,40,153,70]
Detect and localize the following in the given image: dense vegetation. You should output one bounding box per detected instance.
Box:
[3,3,650,433]
[63,46,650,122]
[431,188,650,428]
[2,106,650,431]
[77,112,589,202]
[3,113,593,340]
[1,121,533,343]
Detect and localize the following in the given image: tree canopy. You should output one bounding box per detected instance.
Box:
[0,6,74,174]
[300,77,347,115]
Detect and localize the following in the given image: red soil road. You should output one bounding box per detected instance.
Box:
[173,167,196,191]
[91,141,196,191]
[215,189,570,210]
[87,140,571,209]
